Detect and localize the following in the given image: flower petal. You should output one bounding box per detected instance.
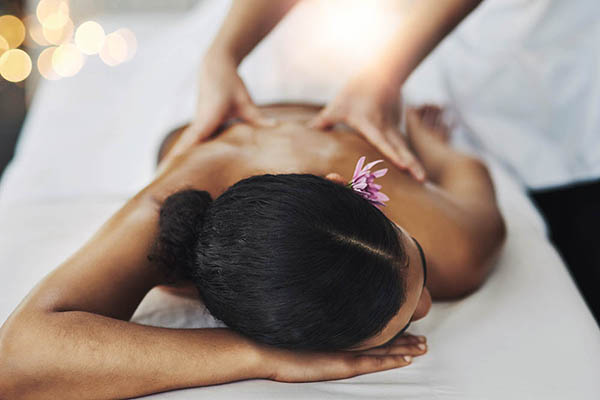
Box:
[374,191,390,202]
[353,156,366,180]
[348,156,391,207]
[372,168,388,178]
[363,159,383,172]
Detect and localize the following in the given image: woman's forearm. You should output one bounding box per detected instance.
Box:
[367,0,483,87]
[0,312,265,399]
[0,161,266,399]
[209,0,301,65]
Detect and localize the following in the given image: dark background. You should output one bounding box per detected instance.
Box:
[0,0,26,180]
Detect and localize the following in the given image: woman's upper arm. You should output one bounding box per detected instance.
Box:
[388,182,505,300]
[25,195,166,321]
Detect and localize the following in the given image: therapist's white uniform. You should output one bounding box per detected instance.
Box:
[433,0,600,189]
[412,0,600,325]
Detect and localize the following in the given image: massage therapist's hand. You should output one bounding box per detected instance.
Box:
[309,73,426,182]
[169,51,275,158]
[258,334,427,382]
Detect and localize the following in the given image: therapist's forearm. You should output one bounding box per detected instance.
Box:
[0,313,266,399]
[368,0,483,87]
[209,0,301,65]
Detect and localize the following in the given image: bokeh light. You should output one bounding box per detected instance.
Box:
[115,28,137,61]
[43,16,73,45]
[24,15,50,47]
[36,0,70,29]
[0,2,136,83]
[75,21,105,55]
[99,31,127,66]
[51,43,83,77]
[0,35,9,56]
[0,48,32,82]
[0,15,26,49]
[37,46,61,80]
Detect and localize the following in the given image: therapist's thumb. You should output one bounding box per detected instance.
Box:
[169,114,221,158]
[308,109,335,130]
[238,102,276,127]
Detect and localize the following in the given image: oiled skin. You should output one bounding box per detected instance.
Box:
[157,103,505,300]
[0,103,505,399]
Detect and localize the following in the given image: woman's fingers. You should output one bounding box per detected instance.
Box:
[266,334,427,383]
[359,341,427,357]
[391,333,427,345]
[350,353,413,376]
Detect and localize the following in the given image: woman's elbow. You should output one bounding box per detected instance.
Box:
[0,316,50,399]
[438,214,507,299]
[0,322,24,398]
[458,213,507,296]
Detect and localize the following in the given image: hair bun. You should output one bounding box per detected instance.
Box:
[152,189,213,281]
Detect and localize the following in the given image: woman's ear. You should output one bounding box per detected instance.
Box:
[325,172,347,185]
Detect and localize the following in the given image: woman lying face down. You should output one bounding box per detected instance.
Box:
[0,104,505,399]
[151,173,432,352]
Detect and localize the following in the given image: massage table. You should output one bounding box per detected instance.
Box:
[1,1,598,398]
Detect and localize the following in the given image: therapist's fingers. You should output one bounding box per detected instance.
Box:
[169,110,225,159]
[384,128,426,182]
[307,106,339,130]
[349,117,425,182]
[310,109,425,182]
[237,100,277,128]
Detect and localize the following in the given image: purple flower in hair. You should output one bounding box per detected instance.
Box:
[347,156,390,207]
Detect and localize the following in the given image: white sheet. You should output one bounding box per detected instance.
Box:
[1,1,598,399]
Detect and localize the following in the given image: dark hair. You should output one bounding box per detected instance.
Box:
[152,174,407,351]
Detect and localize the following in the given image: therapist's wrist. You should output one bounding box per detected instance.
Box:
[206,41,245,67]
[353,62,404,101]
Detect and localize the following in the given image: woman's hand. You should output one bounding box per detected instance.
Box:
[168,52,275,159]
[309,73,426,182]
[258,334,427,382]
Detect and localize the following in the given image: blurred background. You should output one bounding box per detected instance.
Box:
[0,0,199,179]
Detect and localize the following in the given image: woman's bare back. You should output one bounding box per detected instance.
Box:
[156,103,506,299]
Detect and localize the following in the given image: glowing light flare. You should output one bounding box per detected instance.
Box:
[43,16,73,45]
[36,0,70,29]
[51,43,83,77]
[0,48,32,82]
[43,12,69,30]
[75,21,105,55]
[99,31,127,66]
[37,46,61,80]
[282,0,403,81]
[24,15,50,47]
[0,15,26,49]
[0,35,8,56]
[115,28,137,61]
